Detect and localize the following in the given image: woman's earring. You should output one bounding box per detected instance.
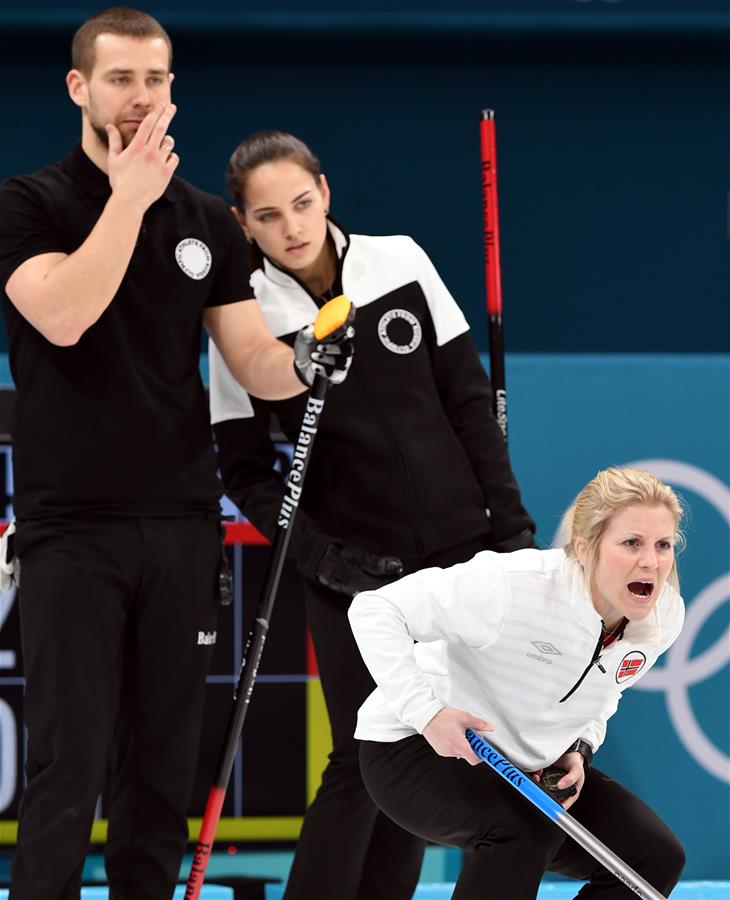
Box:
[245,234,253,245]
[324,208,330,215]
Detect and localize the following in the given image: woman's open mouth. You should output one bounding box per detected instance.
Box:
[627,581,654,598]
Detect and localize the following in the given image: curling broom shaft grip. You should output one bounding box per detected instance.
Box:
[313,294,354,341]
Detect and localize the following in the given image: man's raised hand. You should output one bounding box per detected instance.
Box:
[106,102,179,212]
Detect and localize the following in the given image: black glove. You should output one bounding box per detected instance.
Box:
[293,322,355,387]
[316,543,404,597]
[490,527,539,553]
[539,766,577,803]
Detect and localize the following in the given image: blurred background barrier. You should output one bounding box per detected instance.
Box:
[0,0,728,355]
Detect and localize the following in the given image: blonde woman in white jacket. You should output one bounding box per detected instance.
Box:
[349,467,686,899]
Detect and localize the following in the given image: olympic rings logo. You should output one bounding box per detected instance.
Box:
[553,460,730,785]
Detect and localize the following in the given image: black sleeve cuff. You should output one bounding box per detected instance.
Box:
[567,739,593,769]
[489,528,539,553]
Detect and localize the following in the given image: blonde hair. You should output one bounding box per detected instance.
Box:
[564,467,685,593]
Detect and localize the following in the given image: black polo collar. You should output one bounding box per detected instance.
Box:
[60,142,183,202]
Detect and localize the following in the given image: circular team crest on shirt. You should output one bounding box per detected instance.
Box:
[175,238,212,280]
[377,309,422,355]
[616,651,646,684]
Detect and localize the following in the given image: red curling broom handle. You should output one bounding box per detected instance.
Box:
[480,109,508,441]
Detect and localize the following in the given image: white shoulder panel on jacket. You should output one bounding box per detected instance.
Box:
[209,338,254,425]
[250,267,320,338]
[344,235,469,346]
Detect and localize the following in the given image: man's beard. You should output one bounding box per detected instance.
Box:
[87,98,133,150]
[90,119,136,150]
[90,120,111,148]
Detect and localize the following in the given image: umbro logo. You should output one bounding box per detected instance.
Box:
[531,641,562,655]
[197,630,217,646]
[526,640,562,665]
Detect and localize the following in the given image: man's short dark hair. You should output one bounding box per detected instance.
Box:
[71,7,172,75]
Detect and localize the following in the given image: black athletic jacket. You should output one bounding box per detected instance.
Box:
[209,220,535,575]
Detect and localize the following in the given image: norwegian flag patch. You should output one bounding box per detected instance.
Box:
[616,651,646,684]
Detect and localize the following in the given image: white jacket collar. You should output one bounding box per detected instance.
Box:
[565,556,664,645]
[259,218,349,290]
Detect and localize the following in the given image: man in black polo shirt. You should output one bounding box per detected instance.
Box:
[0,9,351,899]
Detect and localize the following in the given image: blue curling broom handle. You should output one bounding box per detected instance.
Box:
[465,730,666,900]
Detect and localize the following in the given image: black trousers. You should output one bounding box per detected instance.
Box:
[360,735,685,900]
[283,536,490,900]
[9,516,221,900]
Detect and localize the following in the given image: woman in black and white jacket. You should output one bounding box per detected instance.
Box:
[349,466,686,899]
[209,130,536,900]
